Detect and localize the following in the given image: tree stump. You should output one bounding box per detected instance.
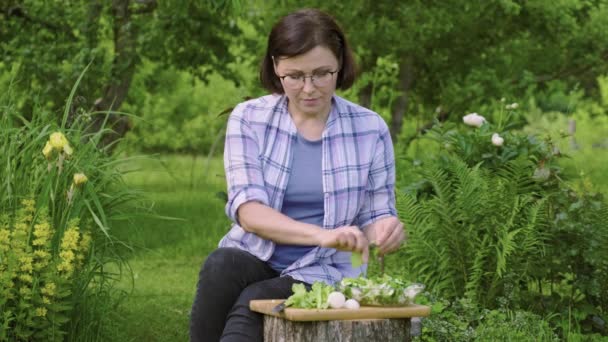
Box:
[263,316,411,342]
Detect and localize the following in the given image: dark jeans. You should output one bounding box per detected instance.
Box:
[190,247,307,342]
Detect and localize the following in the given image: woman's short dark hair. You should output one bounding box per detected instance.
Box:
[260,8,357,94]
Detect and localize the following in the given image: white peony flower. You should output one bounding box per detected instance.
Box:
[463,113,487,127]
[492,133,504,146]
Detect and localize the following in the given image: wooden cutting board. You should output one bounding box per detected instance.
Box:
[250,299,431,322]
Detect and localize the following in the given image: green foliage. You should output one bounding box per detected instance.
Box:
[0,82,139,340]
[398,153,549,304]
[121,62,250,154]
[268,1,608,115]
[415,296,559,342]
[398,112,608,336]
[0,0,240,117]
[523,84,608,194]
[475,309,560,342]
[0,202,90,341]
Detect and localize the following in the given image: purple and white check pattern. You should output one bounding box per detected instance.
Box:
[219,94,397,285]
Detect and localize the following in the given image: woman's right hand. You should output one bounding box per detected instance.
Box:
[318,226,370,263]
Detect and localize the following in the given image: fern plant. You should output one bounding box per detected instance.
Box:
[399,155,549,306]
[399,116,608,333]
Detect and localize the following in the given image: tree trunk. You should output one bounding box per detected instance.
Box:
[390,56,415,143]
[358,83,373,109]
[263,316,411,342]
[90,0,138,148]
[357,52,377,109]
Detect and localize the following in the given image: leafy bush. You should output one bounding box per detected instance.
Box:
[414,296,559,342]
[121,61,252,155]
[398,111,608,336]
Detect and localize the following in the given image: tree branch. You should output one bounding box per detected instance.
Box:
[3,6,77,40]
[532,51,608,84]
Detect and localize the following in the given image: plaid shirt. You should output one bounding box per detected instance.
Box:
[219,94,397,285]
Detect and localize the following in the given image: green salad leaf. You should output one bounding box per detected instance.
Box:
[350,252,363,268]
[338,275,424,306]
[284,282,333,309]
[283,275,425,309]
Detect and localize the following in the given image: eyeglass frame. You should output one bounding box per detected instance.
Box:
[276,70,339,89]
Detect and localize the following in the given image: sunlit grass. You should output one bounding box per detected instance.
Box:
[105,154,228,341]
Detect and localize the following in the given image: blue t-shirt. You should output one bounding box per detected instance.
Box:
[268,133,323,272]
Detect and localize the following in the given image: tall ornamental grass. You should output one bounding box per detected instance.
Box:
[0,77,140,341]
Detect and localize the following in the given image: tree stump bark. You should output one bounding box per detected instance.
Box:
[263,315,411,342]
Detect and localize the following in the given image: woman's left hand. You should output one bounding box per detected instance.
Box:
[364,216,406,255]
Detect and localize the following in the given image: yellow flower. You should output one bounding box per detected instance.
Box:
[61,228,80,251]
[41,282,56,297]
[58,249,76,275]
[49,131,73,156]
[35,307,47,317]
[33,249,51,270]
[49,132,68,149]
[42,296,51,304]
[63,143,73,156]
[19,256,33,273]
[77,232,92,265]
[21,199,35,212]
[0,229,10,252]
[57,261,74,274]
[19,286,32,297]
[34,250,50,259]
[42,141,54,160]
[33,221,52,246]
[14,222,28,233]
[19,274,33,283]
[80,232,91,251]
[59,250,75,263]
[73,173,88,186]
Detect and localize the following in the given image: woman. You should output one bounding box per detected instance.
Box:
[190,8,405,342]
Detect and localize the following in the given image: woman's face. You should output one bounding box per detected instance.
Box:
[274,45,340,119]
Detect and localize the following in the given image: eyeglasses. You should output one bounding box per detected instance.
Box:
[278,70,338,90]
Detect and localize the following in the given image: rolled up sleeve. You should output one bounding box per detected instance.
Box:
[356,122,397,228]
[224,104,269,225]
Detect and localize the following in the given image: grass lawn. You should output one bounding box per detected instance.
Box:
[104,155,229,341]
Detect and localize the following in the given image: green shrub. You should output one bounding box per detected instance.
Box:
[398,111,608,335]
[475,309,559,341]
[415,296,559,342]
[121,61,252,155]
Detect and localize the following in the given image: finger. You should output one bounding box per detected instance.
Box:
[355,231,368,254]
[362,244,369,264]
[382,230,403,254]
[377,217,399,244]
[380,223,404,254]
[386,230,405,253]
[375,225,389,246]
[337,234,349,250]
[342,232,356,251]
